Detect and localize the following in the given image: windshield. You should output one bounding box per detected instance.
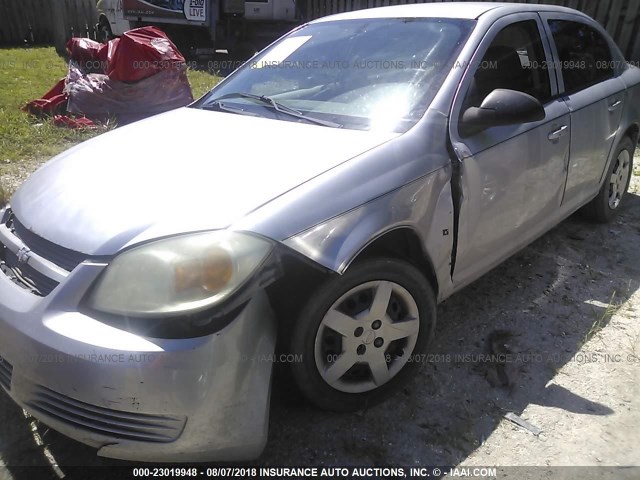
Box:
[196,18,475,133]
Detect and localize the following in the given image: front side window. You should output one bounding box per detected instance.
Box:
[462,20,552,112]
[197,18,475,133]
[548,20,614,93]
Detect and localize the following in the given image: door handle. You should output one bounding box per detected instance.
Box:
[608,100,623,112]
[548,125,568,141]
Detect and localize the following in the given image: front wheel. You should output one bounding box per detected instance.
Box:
[288,258,436,412]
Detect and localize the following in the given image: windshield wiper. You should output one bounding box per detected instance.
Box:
[201,100,263,118]
[204,92,342,128]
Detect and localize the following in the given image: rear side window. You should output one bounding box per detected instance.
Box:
[548,20,614,93]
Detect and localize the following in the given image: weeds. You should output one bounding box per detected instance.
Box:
[582,291,621,346]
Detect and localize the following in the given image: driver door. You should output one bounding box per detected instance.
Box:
[449,14,571,288]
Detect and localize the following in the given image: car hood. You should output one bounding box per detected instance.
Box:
[11,107,397,256]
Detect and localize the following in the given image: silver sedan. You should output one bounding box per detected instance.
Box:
[0,2,638,462]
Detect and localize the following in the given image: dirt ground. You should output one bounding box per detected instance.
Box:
[0,153,639,479]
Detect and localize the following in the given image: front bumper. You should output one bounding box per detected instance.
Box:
[0,256,277,462]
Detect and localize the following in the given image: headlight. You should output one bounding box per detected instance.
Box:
[86,231,272,317]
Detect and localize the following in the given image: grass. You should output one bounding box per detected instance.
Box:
[0,46,220,203]
[0,48,96,166]
[188,67,220,99]
[583,291,621,347]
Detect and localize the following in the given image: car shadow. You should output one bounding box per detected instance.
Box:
[0,185,639,475]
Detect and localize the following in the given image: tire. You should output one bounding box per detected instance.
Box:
[98,17,114,43]
[581,136,635,222]
[288,258,436,412]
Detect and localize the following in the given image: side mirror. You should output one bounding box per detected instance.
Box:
[460,88,545,137]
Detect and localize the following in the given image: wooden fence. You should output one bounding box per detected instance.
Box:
[1,0,640,61]
[0,0,98,50]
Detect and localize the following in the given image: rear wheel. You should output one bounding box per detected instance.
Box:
[288,258,436,412]
[581,136,635,222]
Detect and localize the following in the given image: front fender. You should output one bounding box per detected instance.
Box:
[282,166,455,302]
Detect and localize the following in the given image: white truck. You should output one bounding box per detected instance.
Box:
[96,0,299,56]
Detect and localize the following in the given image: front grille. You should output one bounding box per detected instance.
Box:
[0,209,89,296]
[26,386,186,443]
[2,249,59,295]
[11,215,87,272]
[0,356,13,391]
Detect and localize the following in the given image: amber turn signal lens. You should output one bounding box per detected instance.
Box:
[174,247,233,293]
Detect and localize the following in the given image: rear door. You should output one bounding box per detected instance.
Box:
[540,13,626,211]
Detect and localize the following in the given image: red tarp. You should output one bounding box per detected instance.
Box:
[53,115,97,129]
[23,78,67,116]
[107,27,186,82]
[24,27,193,126]
[65,37,108,72]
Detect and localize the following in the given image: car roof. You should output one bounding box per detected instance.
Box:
[310,2,586,23]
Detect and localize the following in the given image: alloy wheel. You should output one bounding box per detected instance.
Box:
[609,149,631,209]
[313,280,420,394]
